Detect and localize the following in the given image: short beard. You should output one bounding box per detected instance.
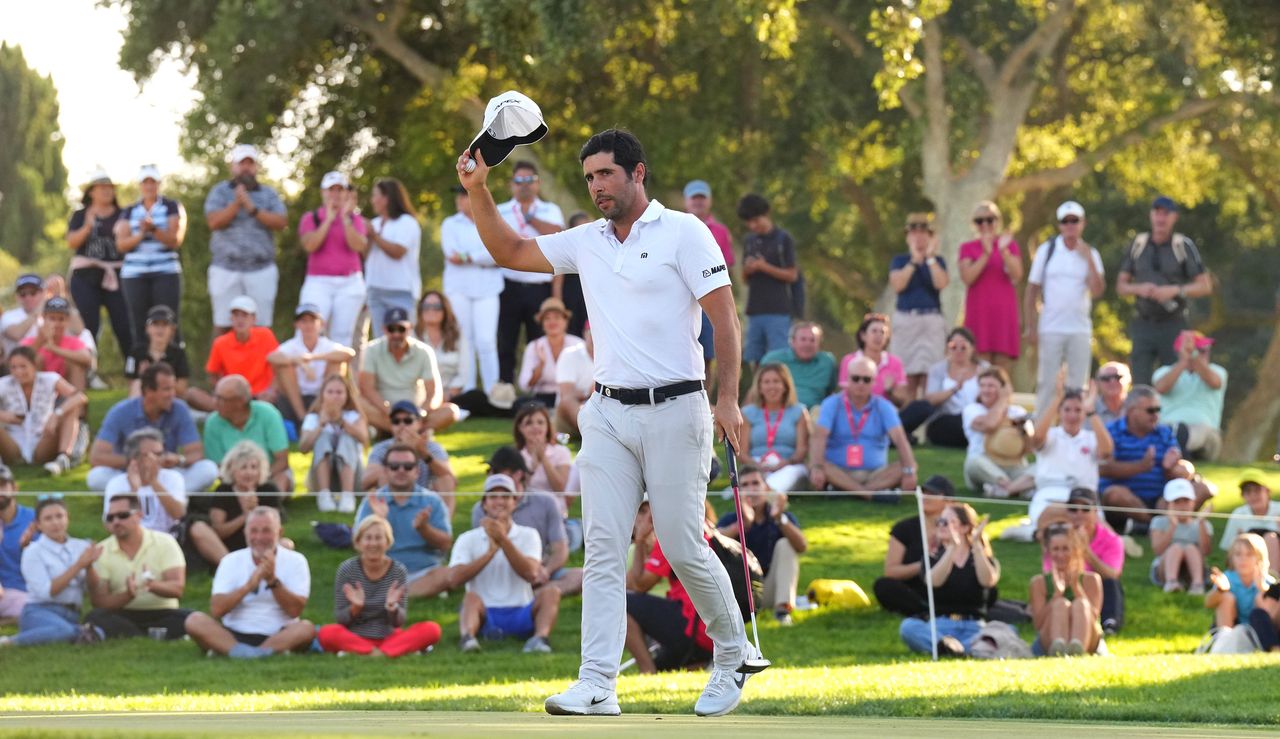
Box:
[0,497,10,511]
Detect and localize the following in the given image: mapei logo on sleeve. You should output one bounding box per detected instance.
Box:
[701,264,727,279]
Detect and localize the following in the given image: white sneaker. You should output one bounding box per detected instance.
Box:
[337,492,357,514]
[694,644,760,717]
[43,453,70,477]
[544,679,621,716]
[316,491,336,513]
[455,408,472,422]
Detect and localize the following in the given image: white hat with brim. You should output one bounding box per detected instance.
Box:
[230,144,259,163]
[1163,478,1195,503]
[85,169,114,187]
[137,165,162,183]
[468,91,548,168]
[228,295,258,315]
[321,171,349,190]
[1056,201,1085,220]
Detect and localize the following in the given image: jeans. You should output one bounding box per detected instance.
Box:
[366,287,416,338]
[14,603,81,646]
[70,268,133,357]
[1101,577,1125,631]
[744,313,791,363]
[122,272,182,347]
[900,616,983,654]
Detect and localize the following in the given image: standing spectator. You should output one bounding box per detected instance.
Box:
[183,507,314,658]
[204,144,288,332]
[450,477,559,654]
[204,375,291,491]
[1206,533,1274,630]
[1094,362,1131,424]
[358,308,445,434]
[0,346,86,476]
[738,364,810,492]
[716,464,807,624]
[873,475,955,616]
[737,193,797,363]
[888,213,948,399]
[1030,522,1103,656]
[1219,471,1280,571]
[441,185,502,395]
[1,274,48,358]
[355,444,453,598]
[298,171,368,347]
[961,367,1034,498]
[1117,196,1212,386]
[838,313,908,407]
[267,304,356,427]
[0,470,34,623]
[685,181,735,374]
[898,328,987,448]
[85,493,190,640]
[114,164,187,342]
[65,170,132,358]
[208,441,285,552]
[206,296,279,400]
[317,515,443,657]
[558,213,592,337]
[1027,380,1113,526]
[808,356,918,500]
[1153,331,1226,461]
[299,375,368,514]
[365,178,423,338]
[22,298,92,391]
[360,401,458,511]
[6,498,99,646]
[476,451,580,595]
[958,201,1023,370]
[518,298,584,408]
[899,503,1000,657]
[760,322,837,410]
[1150,479,1212,594]
[88,362,218,492]
[496,162,564,384]
[415,291,472,412]
[124,305,193,402]
[554,324,594,436]
[1023,201,1106,416]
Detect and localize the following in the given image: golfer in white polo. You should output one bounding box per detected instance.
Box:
[457,128,754,717]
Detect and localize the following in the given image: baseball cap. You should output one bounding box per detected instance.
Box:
[1056,201,1085,220]
[137,164,162,183]
[146,305,176,324]
[42,297,70,315]
[1152,196,1179,211]
[468,91,548,168]
[228,295,258,314]
[1067,488,1099,507]
[483,473,518,493]
[1173,331,1214,352]
[1239,468,1269,490]
[921,475,956,497]
[321,171,349,190]
[230,144,259,163]
[389,400,426,419]
[683,180,712,199]
[383,306,411,326]
[294,303,323,320]
[15,273,44,291]
[1163,478,1195,503]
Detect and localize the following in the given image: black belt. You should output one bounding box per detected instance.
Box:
[595,380,704,405]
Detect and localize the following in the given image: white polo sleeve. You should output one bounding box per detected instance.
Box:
[535,229,580,275]
[211,552,241,595]
[279,549,311,599]
[1090,247,1105,278]
[1028,241,1049,286]
[675,215,732,299]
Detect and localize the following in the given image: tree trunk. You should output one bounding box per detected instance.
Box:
[1220,318,1280,463]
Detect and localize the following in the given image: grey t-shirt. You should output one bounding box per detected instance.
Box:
[1119,234,1205,320]
[204,180,286,271]
[1150,514,1212,547]
[470,490,567,560]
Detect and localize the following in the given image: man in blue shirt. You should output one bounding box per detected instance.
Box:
[808,357,918,501]
[87,363,218,493]
[716,464,807,624]
[355,444,452,598]
[0,468,35,623]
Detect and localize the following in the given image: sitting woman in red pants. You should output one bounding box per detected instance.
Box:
[317,515,441,657]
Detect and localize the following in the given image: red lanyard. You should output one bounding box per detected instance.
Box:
[762,408,784,451]
[512,203,534,236]
[843,396,872,438]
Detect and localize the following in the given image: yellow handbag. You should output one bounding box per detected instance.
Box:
[805,579,871,609]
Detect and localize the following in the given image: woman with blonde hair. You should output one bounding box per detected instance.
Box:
[299,374,369,513]
[738,363,810,491]
[957,200,1023,369]
[1030,522,1103,656]
[209,440,287,551]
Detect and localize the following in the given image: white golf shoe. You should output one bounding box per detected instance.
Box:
[694,644,761,717]
[544,679,621,716]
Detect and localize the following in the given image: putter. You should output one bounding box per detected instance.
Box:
[723,439,772,675]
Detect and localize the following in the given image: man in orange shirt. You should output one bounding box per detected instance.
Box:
[206,296,279,400]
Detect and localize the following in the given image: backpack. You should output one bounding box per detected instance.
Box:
[707,530,764,620]
[1129,231,1192,266]
[1194,625,1262,655]
[968,621,1034,660]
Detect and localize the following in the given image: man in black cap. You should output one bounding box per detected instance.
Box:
[1,274,46,360]
[357,307,446,434]
[1116,196,1213,385]
[361,400,458,511]
[873,474,956,616]
[22,298,92,391]
[268,303,355,426]
[124,305,192,399]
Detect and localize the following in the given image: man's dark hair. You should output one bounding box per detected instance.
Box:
[579,129,648,184]
[488,445,531,477]
[35,497,67,518]
[6,346,37,366]
[385,443,419,464]
[512,160,538,175]
[140,362,175,393]
[107,493,141,510]
[738,463,763,478]
[736,193,770,221]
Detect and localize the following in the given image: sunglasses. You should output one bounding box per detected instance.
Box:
[848,375,874,384]
[973,216,998,225]
[1096,374,1122,382]
[513,175,538,184]
[420,302,444,311]
[390,416,417,426]
[385,461,417,471]
[1059,217,1081,225]
[1145,406,1162,415]
[384,325,408,334]
[906,223,932,232]
[104,511,135,523]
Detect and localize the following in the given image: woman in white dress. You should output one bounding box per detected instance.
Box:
[0,346,86,476]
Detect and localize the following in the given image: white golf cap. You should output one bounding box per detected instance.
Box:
[468,91,548,168]
[483,473,517,493]
[137,164,162,182]
[229,143,259,163]
[228,295,258,315]
[1056,200,1085,220]
[1163,478,1195,503]
[321,171,349,190]
[85,169,114,187]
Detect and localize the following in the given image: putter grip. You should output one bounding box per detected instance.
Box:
[723,439,738,486]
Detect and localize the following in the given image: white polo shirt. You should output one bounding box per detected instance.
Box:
[1028,237,1104,335]
[212,545,311,636]
[499,197,564,284]
[535,200,731,388]
[441,212,504,298]
[104,468,187,534]
[1034,425,1100,491]
[276,334,343,396]
[449,523,541,608]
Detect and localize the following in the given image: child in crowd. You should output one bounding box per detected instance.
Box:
[1150,479,1213,595]
[299,375,368,513]
[1218,471,1280,574]
[1206,533,1275,628]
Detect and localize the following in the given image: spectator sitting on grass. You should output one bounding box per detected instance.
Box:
[317,515,443,657]
[899,503,1000,657]
[299,374,369,515]
[1030,522,1103,656]
[961,366,1034,499]
[360,401,458,513]
[124,305,192,402]
[837,313,909,407]
[450,475,559,655]
[716,464,807,624]
[1027,377,1113,527]
[355,444,453,599]
[513,402,573,502]
[205,295,279,401]
[737,363,810,492]
[1150,479,1213,595]
[0,346,87,477]
[0,469,35,625]
[1152,331,1226,461]
[1246,574,1280,652]
[873,475,955,617]
[1218,471,1280,569]
[183,507,314,659]
[1037,488,1127,635]
[21,297,92,392]
[208,441,287,553]
[897,328,987,449]
[3,498,99,646]
[266,303,355,428]
[204,375,292,491]
[85,493,191,641]
[760,322,838,411]
[1206,533,1275,630]
[1093,362,1131,425]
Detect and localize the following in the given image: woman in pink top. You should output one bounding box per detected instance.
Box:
[516,298,583,408]
[838,313,908,407]
[958,200,1023,369]
[514,403,573,506]
[297,171,368,348]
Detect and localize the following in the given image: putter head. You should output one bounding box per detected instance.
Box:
[737,657,772,674]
